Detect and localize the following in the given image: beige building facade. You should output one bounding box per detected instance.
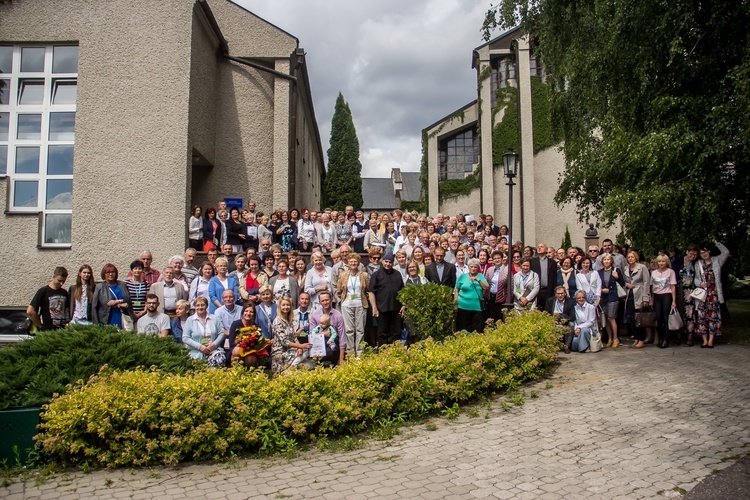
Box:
[425,29,615,248]
[0,0,325,308]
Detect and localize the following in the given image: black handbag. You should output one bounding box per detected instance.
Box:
[635,306,657,328]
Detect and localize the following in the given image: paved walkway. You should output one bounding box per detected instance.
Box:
[4,342,750,499]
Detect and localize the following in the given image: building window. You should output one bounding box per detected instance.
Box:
[490,57,516,109]
[0,44,77,247]
[439,129,479,181]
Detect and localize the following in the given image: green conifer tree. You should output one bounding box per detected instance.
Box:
[323,93,363,210]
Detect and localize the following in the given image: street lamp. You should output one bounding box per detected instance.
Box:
[502,150,518,312]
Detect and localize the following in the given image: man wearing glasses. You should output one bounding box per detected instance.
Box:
[136,294,170,337]
[588,245,601,270]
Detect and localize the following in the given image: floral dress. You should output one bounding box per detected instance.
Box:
[695,261,722,336]
[271,316,297,373]
[679,260,698,336]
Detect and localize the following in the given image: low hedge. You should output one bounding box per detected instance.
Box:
[0,324,195,410]
[38,311,558,467]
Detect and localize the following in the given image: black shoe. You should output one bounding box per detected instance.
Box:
[700,344,708,348]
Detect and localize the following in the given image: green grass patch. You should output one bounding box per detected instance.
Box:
[724,300,750,344]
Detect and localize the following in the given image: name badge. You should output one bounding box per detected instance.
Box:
[132,301,143,307]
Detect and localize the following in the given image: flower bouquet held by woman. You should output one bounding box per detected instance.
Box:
[235,324,271,362]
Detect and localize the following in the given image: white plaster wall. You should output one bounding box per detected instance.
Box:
[0,0,193,307]
[532,146,618,249]
[440,189,482,222]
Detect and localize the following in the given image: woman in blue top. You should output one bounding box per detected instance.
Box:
[255,285,277,340]
[182,296,226,366]
[453,258,489,333]
[208,257,239,314]
[92,263,134,329]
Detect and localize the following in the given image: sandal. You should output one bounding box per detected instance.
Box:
[612,341,621,349]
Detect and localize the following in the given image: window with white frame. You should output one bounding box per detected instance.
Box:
[0,44,77,246]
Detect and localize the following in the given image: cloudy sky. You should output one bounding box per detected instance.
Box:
[233,0,497,178]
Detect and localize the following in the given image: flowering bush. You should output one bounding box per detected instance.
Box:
[38,311,558,467]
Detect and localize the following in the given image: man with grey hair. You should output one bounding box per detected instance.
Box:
[128,250,160,287]
[167,255,187,288]
[181,248,198,287]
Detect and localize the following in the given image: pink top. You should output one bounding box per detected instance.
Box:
[650,269,676,295]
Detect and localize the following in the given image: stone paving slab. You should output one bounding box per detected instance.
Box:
[4,343,750,499]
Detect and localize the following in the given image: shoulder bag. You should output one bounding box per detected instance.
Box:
[690,287,707,303]
[635,305,657,329]
[668,306,684,331]
[589,327,604,352]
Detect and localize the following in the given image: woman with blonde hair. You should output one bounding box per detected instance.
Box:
[271,296,308,373]
[651,254,677,348]
[624,251,651,349]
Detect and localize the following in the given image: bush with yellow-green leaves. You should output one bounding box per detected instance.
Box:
[38,311,558,467]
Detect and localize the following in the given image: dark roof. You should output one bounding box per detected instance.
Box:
[361,171,421,211]
[362,178,397,210]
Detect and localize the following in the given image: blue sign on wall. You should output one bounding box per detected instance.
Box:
[224,198,244,210]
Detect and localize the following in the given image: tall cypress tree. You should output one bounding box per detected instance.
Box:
[323,93,363,210]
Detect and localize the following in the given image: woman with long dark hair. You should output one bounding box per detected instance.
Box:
[69,264,95,324]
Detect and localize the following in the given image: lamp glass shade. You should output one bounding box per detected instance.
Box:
[503,151,518,177]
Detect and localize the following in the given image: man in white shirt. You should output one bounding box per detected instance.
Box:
[149,266,186,317]
[215,289,242,335]
[136,294,171,337]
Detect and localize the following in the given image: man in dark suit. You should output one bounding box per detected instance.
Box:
[544,286,576,353]
[424,247,456,289]
[530,242,558,308]
[479,214,501,236]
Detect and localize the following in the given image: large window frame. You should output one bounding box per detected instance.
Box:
[438,129,480,181]
[0,44,77,248]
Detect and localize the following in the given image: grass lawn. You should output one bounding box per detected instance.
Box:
[723,300,750,344]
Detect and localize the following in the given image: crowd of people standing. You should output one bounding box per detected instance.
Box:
[27,201,732,374]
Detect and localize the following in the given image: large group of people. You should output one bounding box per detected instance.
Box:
[26,202,732,374]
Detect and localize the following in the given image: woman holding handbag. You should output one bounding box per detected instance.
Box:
[651,255,678,348]
[624,251,651,349]
[678,244,700,346]
[694,242,730,348]
[598,253,626,348]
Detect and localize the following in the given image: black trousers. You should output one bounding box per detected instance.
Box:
[654,293,672,342]
[376,311,401,346]
[456,308,484,333]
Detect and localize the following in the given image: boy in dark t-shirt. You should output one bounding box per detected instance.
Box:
[27,267,70,331]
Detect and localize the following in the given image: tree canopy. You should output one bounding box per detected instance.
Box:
[483,0,750,270]
[323,93,363,210]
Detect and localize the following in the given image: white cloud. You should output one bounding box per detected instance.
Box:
[232,0,497,177]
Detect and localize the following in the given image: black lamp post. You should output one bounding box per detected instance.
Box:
[502,150,518,311]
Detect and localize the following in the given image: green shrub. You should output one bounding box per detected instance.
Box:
[398,282,455,342]
[0,324,195,409]
[38,311,558,467]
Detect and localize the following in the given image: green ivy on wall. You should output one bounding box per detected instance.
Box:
[492,76,563,165]
[438,172,481,203]
[418,75,562,210]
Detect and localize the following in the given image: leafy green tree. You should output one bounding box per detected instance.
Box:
[483,0,750,271]
[323,93,363,210]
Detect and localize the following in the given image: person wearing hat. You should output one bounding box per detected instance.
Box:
[368,252,405,346]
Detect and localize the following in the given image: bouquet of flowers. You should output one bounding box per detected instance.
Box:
[236,325,271,359]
